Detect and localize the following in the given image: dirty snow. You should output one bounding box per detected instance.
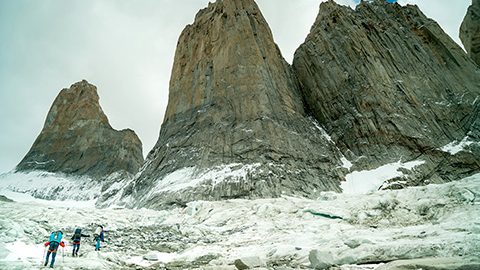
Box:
[0,173,478,269]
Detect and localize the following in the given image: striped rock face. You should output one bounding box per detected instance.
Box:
[126,0,347,209]
[293,0,480,186]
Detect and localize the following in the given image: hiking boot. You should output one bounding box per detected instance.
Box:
[44,261,48,266]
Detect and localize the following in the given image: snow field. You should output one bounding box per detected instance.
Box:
[0,173,478,269]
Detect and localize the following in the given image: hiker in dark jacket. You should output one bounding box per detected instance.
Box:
[71,228,90,257]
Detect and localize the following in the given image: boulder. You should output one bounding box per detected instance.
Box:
[234,256,266,269]
[309,250,335,270]
[0,195,13,203]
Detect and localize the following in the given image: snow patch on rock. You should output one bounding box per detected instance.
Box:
[341,160,425,194]
[341,157,353,171]
[153,163,262,193]
[440,136,476,155]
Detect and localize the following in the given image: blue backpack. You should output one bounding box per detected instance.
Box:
[49,231,63,243]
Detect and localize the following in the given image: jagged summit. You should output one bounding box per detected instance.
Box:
[44,80,110,130]
[164,0,299,123]
[293,0,480,185]
[16,80,144,177]
[461,0,480,65]
[125,0,347,208]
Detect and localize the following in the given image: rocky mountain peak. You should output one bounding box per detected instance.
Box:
[461,0,480,65]
[16,80,144,177]
[164,0,301,123]
[125,0,346,208]
[44,80,110,130]
[293,0,479,184]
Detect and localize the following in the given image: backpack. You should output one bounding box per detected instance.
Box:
[49,231,63,243]
[72,228,82,242]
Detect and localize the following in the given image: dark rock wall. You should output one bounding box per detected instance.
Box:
[293,0,480,183]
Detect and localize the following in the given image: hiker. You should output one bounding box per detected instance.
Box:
[93,225,104,251]
[44,231,65,268]
[71,228,90,257]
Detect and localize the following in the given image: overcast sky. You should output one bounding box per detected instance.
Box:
[0,0,472,173]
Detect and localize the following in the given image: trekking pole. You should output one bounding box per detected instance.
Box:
[41,246,46,264]
[62,246,65,263]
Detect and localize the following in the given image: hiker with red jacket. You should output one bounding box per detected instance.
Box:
[71,228,90,257]
[44,231,65,268]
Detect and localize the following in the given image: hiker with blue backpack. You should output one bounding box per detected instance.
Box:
[43,231,65,268]
[94,225,104,251]
[71,228,90,257]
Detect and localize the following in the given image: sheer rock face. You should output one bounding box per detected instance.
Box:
[461,0,480,65]
[293,0,480,184]
[128,0,346,208]
[16,80,144,177]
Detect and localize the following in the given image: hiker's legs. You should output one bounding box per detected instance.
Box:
[45,251,51,265]
[48,242,59,266]
[95,238,100,250]
[50,251,56,266]
[73,243,79,255]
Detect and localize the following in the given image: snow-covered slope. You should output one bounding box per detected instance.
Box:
[0,174,479,269]
[0,171,100,201]
[0,170,134,208]
[0,157,430,209]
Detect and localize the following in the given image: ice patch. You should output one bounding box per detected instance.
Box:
[440,137,475,155]
[341,160,425,194]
